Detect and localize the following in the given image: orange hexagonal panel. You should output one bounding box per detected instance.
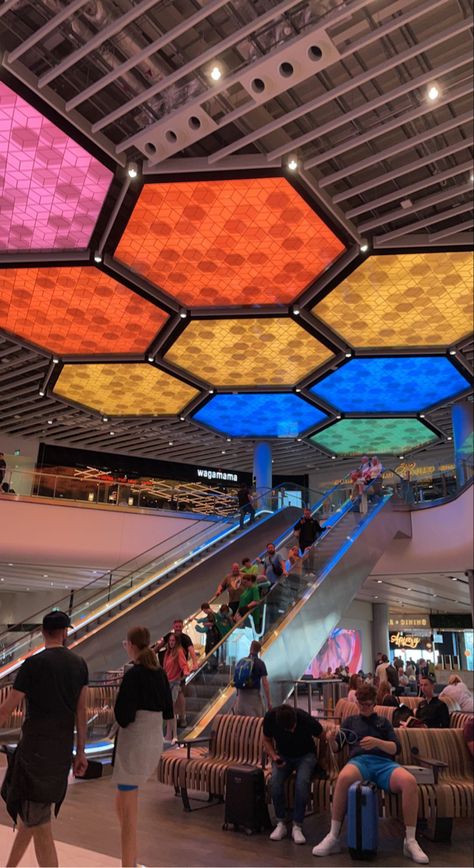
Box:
[53,362,199,415]
[114,177,345,306]
[0,266,168,355]
[312,252,473,348]
[164,317,333,386]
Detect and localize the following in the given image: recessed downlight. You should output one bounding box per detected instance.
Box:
[210,65,222,81]
[427,84,439,101]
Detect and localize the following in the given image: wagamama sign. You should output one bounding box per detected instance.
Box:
[196,467,238,482]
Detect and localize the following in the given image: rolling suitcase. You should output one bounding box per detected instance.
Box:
[347,780,378,860]
[223,765,270,835]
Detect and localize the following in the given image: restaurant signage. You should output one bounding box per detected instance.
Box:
[388,614,430,629]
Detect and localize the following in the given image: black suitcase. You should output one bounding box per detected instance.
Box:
[223,765,270,835]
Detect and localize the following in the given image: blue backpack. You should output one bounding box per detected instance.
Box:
[234,656,256,689]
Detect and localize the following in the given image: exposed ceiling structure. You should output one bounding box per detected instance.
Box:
[358,570,471,615]
[0,0,472,476]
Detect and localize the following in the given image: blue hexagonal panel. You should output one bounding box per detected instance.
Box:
[193,393,328,438]
[309,356,470,413]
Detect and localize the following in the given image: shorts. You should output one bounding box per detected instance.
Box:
[117,784,138,792]
[19,800,52,828]
[169,680,181,702]
[348,754,400,792]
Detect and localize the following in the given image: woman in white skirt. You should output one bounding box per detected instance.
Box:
[113,625,173,867]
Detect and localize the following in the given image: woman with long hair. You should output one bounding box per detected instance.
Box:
[347,673,362,703]
[376,680,399,707]
[114,626,173,867]
[162,632,189,743]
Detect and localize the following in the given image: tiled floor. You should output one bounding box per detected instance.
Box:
[0,765,472,867]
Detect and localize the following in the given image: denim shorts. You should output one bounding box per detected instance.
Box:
[348,754,400,791]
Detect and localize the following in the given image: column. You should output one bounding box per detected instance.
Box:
[253,442,272,511]
[467,569,474,632]
[451,400,474,488]
[372,602,390,662]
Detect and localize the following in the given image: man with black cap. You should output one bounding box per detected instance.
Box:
[0,610,89,867]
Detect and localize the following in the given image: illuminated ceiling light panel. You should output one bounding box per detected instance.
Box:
[115,178,345,306]
[0,82,112,251]
[53,363,199,416]
[164,317,333,386]
[310,417,438,456]
[194,393,327,438]
[310,356,471,412]
[0,266,168,354]
[312,252,473,347]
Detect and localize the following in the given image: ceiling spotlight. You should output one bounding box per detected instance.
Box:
[47,420,53,425]
[448,349,456,356]
[52,357,59,364]
[336,414,342,420]
[376,579,383,584]
[399,455,404,459]
[109,431,115,436]
[39,389,45,397]
[226,437,231,442]
[360,241,369,253]
[221,450,226,454]
[147,355,154,363]
[179,310,188,319]
[470,172,474,182]
[295,387,301,393]
[296,437,302,442]
[127,162,138,178]
[179,416,185,422]
[288,158,298,171]
[102,416,108,422]
[373,595,378,599]
[419,413,425,418]
[293,306,300,315]
[209,389,214,394]
[93,253,102,263]
[451,576,458,581]
[447,435,452,441]
[168,441,174,446]
[331,455,336,460]
[345,351,352,358]
[427,84,439,101]
[210,65,222,81]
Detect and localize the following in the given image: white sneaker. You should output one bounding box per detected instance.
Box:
[312,833,342,857]
[292,824,306,845]
[270,821,287,841]
[403,839,429,864]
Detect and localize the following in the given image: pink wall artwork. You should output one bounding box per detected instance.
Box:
[0,82,113,251]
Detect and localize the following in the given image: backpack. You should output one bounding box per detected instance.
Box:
[271,557,283,577]
[234,656,257,689]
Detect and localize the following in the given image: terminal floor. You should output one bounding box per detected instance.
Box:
[0,765,472,867]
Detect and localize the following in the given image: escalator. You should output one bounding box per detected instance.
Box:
[0,483,313,681]
[181,472,413,737]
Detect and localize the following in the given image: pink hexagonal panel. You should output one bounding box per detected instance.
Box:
[0,82,113,251]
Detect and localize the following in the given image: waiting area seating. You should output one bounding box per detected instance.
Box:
[158,712,473,842]
[333,696,471,728]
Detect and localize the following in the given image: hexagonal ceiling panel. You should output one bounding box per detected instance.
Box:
[53,363,199,415]
[310,356,471,413]
[193,393,328,438]
[310,417,438,456]
[164,317,333,386]
[0,266,168,355]
[114,177,345,306]
[312,252,473,347]
[0,82,112,251]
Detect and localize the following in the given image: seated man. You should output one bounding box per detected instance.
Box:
[313,684,428,864]
[263,704,323,845]
[412,675,450,728]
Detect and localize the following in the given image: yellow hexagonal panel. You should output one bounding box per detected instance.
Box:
[164,318,333,386]
[312,252,473,347]
[53,363,199,416]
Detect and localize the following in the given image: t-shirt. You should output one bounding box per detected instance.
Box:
[114,663,174,727]
[337,713,400,759]
[263,707,322,757]
[416,697,450,729]
[237,487,251,507]
[440,682,474,712]
[263,553,285,585]
[14,646,88,736]
[221,574,243,603]
[239,656,267,691]
[242,564,259,576]
[294,516,322,548]
[375,661,390,683]
[239,584,260,609]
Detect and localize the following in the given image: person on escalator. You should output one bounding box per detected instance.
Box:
[215,562,244,615]
[262,542,287,586]
[194,605,220,671]
[236,574,262,630]
[162,633,189,743]
[154,618,197,729]
[293,508,324,558]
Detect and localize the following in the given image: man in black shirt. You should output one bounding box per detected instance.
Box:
[414,676,450,729]
[0,610,88,867]
[313,684,428,864]
[263,704,323,845]
[293,508,323,558]
[237,482,255,528]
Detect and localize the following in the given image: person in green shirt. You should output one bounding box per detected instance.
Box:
[241,557,260,576]
[215,604,234,638]
[237,575,262,630]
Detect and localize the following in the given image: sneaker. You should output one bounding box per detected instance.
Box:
[270,821,287,841]
[312,833,342,857]
[292,824,306,845]
[403,839,429,864]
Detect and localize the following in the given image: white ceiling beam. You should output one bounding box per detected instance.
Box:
[91,0,305,133]
[7,0,90,62]
[374,202,474,241]
[332,137,474,204]
[66,0,230,110]
[0,0,21,17]
[304,81,472,170]
[358,181,473,233]
[38,0,161,88]
[429,219,474,242]
[318,109,473,188]
[207,16,471,165]
[346,159,473,218]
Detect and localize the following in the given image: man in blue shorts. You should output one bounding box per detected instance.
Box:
[313,684,429,864]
